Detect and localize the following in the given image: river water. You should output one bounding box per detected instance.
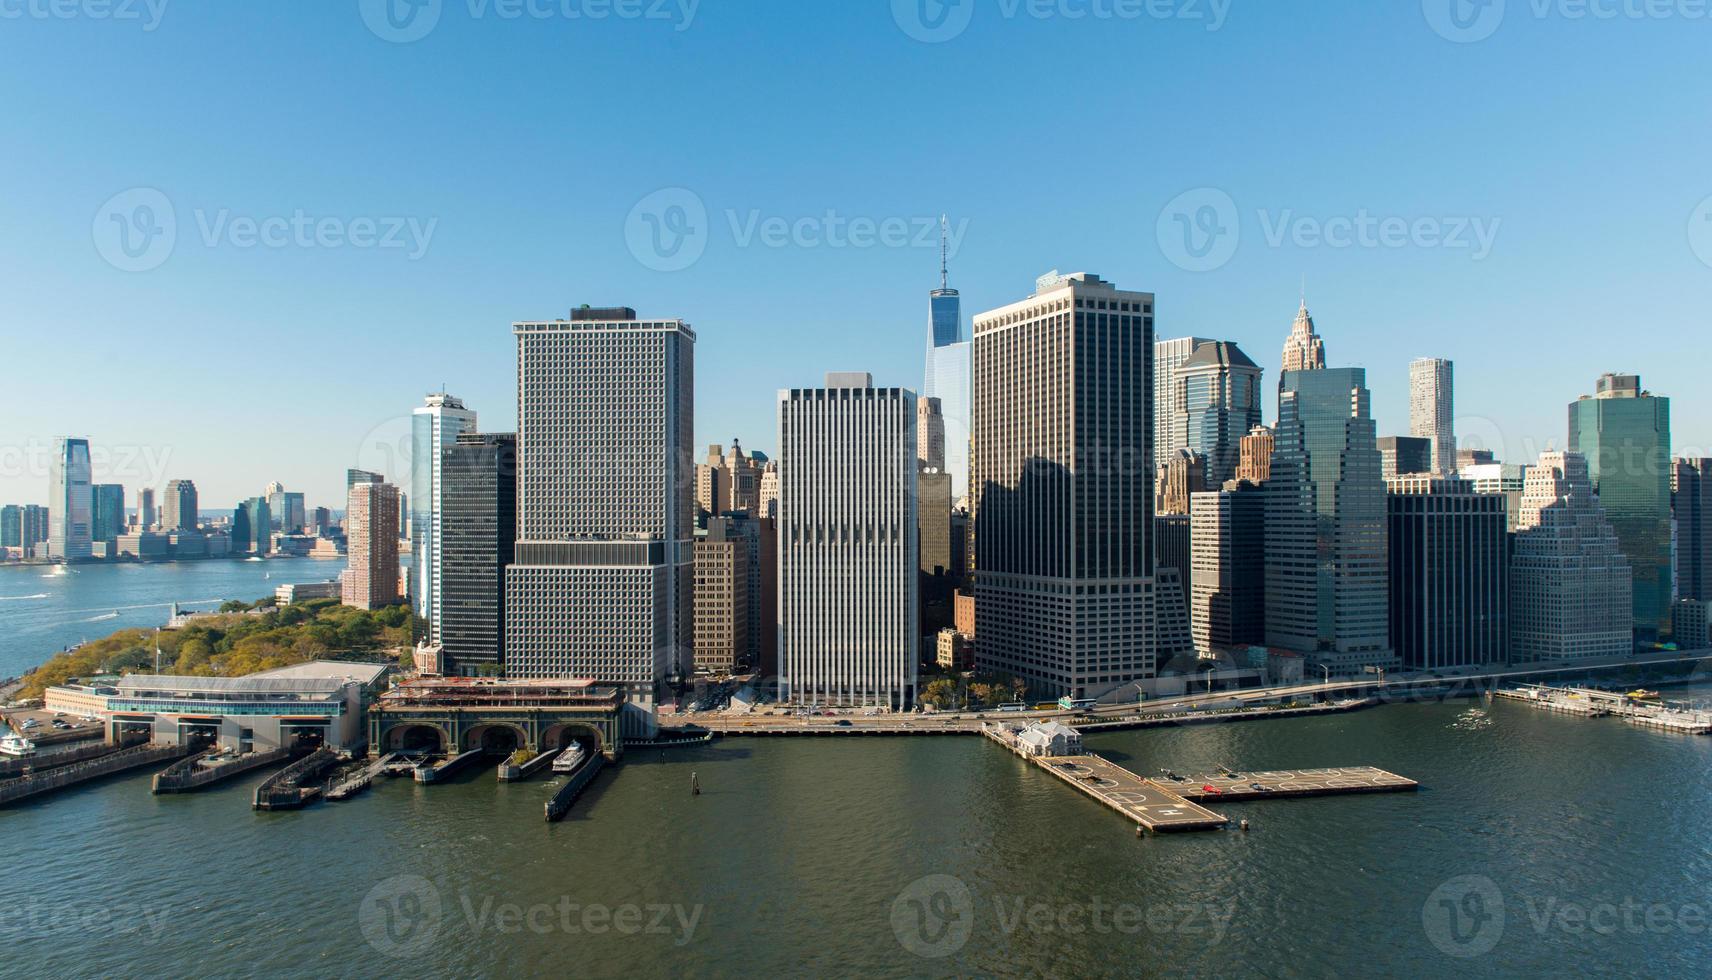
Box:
[0,558,343,678]
[4,691,1710,977]
[3,564,1710,977]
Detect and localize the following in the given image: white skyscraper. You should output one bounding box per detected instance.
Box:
[1510,451,1633,661]
[505,308,694,735]
[1409,357,1456,474]
[1154,335,1212,468]
[778,373,918,710]
[411,392,478,637]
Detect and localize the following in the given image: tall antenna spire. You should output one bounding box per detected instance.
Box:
[1299,274,1306,309]
[939,214,949,291]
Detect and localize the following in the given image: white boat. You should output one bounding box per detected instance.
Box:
[0,734,37,757]
[551,743,587,774]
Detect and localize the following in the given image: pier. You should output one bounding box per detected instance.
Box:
[984,722,1420,834]
[1161,766,1419,801]
[253,746,341,810]
[544,752,606,823]
[983,725,1227,832]
[414,748,488,783]
[497,748,561,782]
[325,753,398,801]
[0,744,189,808]
[1496,684,1712,734]
[152,747,292,794]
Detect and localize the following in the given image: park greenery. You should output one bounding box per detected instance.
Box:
[919,671,1029,711]
[18,598,414,698]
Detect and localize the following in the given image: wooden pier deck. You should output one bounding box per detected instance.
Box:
[983,726,1227,832]
[1159,766,1419,802]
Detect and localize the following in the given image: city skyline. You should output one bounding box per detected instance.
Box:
[4,5,1711,507]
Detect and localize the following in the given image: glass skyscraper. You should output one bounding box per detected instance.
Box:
[1568,373,1672,640]
[411,393,478,630]
[924,238,970,500]
[1177,340,1262,487]
[48,437,92,561]
[1266,368,1395,670]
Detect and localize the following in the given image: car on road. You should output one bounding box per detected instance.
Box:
[834,720,852,727]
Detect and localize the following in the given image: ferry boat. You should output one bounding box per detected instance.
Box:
[551,743,587,774]
[0,733,37,757]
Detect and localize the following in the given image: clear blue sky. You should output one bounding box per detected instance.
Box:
[3,1,1709,511]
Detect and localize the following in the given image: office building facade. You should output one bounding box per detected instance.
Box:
[1567,373,1671,639]
[1675,458,1712,602]
[1190,482,1267,654]
[1266,368,1395,670]
[1175,340,1262,486]
[505,308,695,733]
[971,272,1156,700]
[778,373,918,709]
[1510,451,1633,661]
[343,481,401,610]
[411,392,479,631]
[48,437,92,561]
[1155,335,1212,469]
[1408,357,1457,474]
[1378,436,1433,479]
[437,433,517,675]
[925,246,971,500]
[91,484,125,548]
[163,479,198,532]
[1386,476,1508,670]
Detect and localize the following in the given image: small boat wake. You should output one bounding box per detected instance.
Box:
[0,593,51,601]
[1450,707,1493,731]
[84,612,121,623]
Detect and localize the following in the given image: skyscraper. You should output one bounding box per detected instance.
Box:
[1567,373,1672,640]
[1377,436,1432,479]
[411,392,478,632]
[924,222,971,500]
[136,487,156,531]
[1235,426,1274,484]
[91,484,125,548]
[1674,458,1712,602]
[48,438,92,561]
[778,373,918,710]
[693,515,750,676]
[505,307,694,734]
[343,481,401,610]
[437,432,517,675]
[1266,367,1395,670]
[0,506,20,550]
[1176,340,1263,486]
[971,272,1156,700]
[1279,300,1326,378]
[1190,481,1267,654]
[237,497,272,555]
[163,479,198,532]
[1386,476,1508,670]
[917,396,946,472]
[1409,358,1457,474]
[1155,449,1207,516]
[1510,451,1633,661]
[1154,335,1212,468]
